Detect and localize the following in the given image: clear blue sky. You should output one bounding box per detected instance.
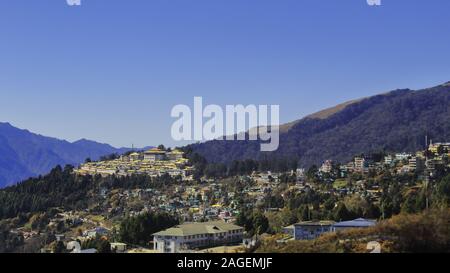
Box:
[0,0,449,148]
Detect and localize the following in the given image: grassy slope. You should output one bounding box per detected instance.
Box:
[255,208,450,253]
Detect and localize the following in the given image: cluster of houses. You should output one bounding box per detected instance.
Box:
[30,143,450,254]
[74,148,195,179]
[93,182,242,223]
[108,171,291,224]
[30,165,383,254]
[319,142,450,179]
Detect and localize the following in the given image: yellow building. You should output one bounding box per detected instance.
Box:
[144,148,167,162]
[167,149,184,161]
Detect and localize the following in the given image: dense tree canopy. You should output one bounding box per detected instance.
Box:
[118,212,179,247]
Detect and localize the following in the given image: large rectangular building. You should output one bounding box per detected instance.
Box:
[332,218,376,232]
[143,148,167,162]
[153,221,244,253]
[286,218,377,241]
[292,221,335,240]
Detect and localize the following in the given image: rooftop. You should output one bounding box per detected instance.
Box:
[144,148,167,154]
[333,218,376,228]
[153,221,243,237]
[293,220,336,227]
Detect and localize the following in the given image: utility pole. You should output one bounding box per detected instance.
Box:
[425,174,429,210]
[424,135,430,210]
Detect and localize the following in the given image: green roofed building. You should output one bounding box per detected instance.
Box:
[153,221,244,253]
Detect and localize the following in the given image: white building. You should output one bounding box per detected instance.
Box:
[395,153,412,161]
[83,227,110,238]
[129,152,142,161]
[153,221,244,253]
[292,221,335,240]
[110,242,127,253]
[384,155,394,165]
[354,157,367,173]
[287,218,377,241]
[320,160,333,173]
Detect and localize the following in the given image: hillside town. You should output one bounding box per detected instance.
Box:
[1,142,449,253]
[74,148,195,180]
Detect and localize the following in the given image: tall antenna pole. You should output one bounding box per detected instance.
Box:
[424,134,429,210]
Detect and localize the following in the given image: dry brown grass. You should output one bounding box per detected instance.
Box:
[256,208,449,253]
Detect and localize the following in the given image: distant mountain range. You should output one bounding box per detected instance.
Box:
[190,81,450,167]
[0,122,143,187]
[2,81,449,187]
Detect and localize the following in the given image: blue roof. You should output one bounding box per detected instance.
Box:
[333,218,376,228]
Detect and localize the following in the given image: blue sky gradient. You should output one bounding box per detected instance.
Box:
[0,0,449,147]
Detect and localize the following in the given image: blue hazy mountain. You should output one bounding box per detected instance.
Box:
[0,122,138,187]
